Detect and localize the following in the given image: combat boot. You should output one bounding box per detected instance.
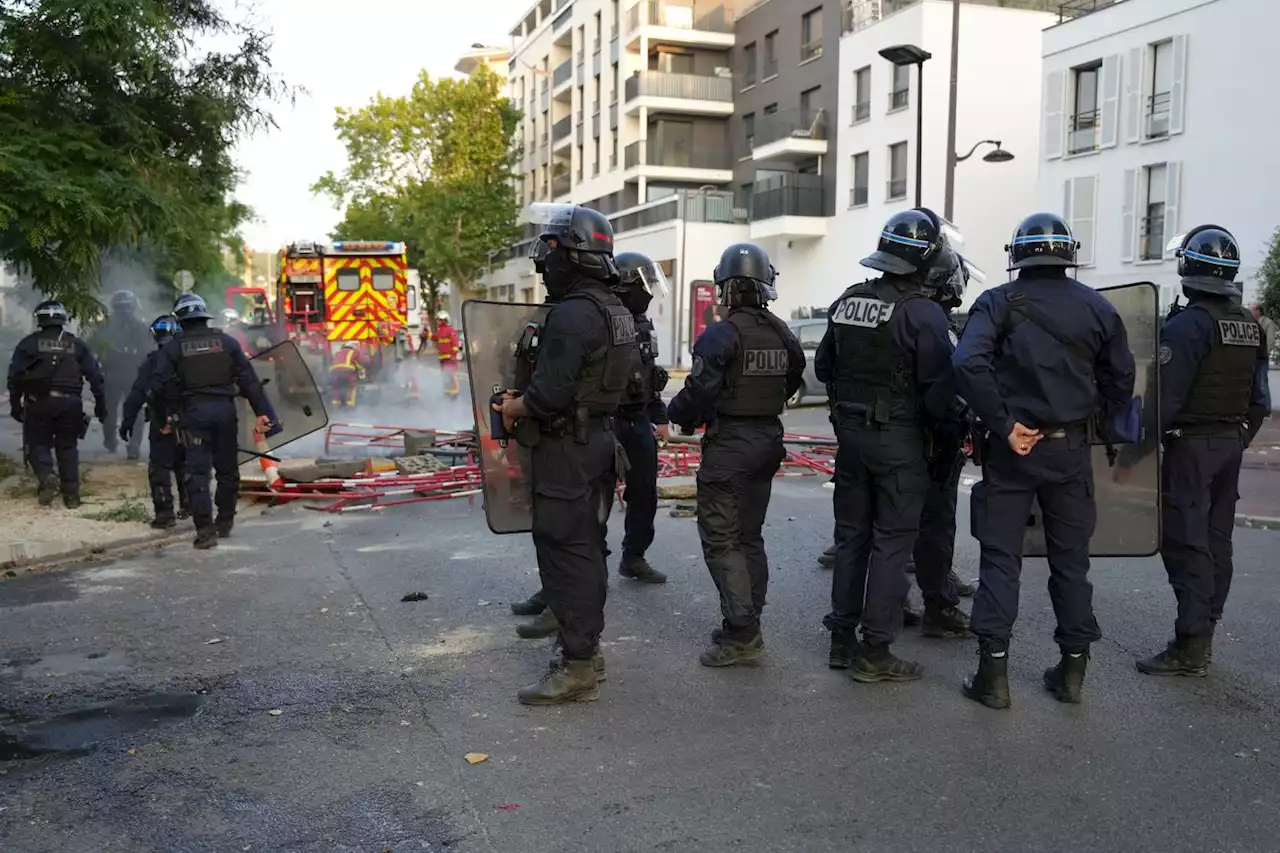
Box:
[510,591,546,617]
[549,648,607,682]
[828,628,857,669]
[902,602,922,627]
[962,648,1011,709]
[1207,619,1219,664]
[193,526,219,550]
[699,631,765,667]
[36,475,59,507]
[176,506,191,521]
[1135,635,1209,677]
[62,494,81,510]
[949,571,977,598]
[817,543,836,569]
[851,642,923,683]
[619,554,667,584]
[516,610,559,639]
[1043,650,1088,704]
[517,657,600,706]
[922,604,971,639]
[215,516,234,538]
[151,512,176,530]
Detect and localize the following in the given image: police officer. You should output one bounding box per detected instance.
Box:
[611,251,672,584]
[7,301,107,508]
[492,204,637,705]
[120,316,190,528]
[816,209,960,682]
[150,293,278,549]
[1134,226,1270,677]
[667,243,805,667]
[953,212,1135,708]
[91,289,150,459]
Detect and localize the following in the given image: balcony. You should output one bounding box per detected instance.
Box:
[624,1,735,50]
[552,5,573,44]
[552,116,573,149]
[610,35,619,64]
[608,188,741,236]
[540,87,550,113]
[552,171,572,199]
[749,174,827,241]
[623,71,733,116]
[576,120,584,146]
[592,111,601,139]
[751,109,828,164]
[609,101,618,129]
[592,48,602,77]
[622,136,733,183]
[553,59,574,97]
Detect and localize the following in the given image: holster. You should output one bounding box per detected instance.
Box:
[969,422,990,467]
[78,413,90,439]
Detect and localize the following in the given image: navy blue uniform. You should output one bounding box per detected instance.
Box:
[815,278,957,645]
[614,315,669,563]
[122,350,189,520]
[149,323,275,530]
[954,270,1135,653]
[1157,299,1269,638]
[91,315,150,457]
[669,309,805,639]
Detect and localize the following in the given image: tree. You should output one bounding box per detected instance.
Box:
[1256,226,1280,323]
[0,0,288,318]
[314,66,520,300]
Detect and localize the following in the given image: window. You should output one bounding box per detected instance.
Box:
[593,139,600,176]
[612,65,620,103]
[653,120,693,167]
[801,7,823,62]
[890,64,909,111]
[1147,40,1172,139]
[336,269,360,292]
[850,152,869,207]
[852,66,871,122]
[888,142,908,199]
[652,50,693,74]
[800,86,821,126]
[763,102,778,116]
[742,42,757,87]
[594,11,602,41]
[763,30,778,78]
[371,269,395,292]
[1140,163,1168,260]
[406,284,417,312]
[1069,61,1101,154]
[796,323,825,349]
[610,136,618,169]
[743,112,756,153]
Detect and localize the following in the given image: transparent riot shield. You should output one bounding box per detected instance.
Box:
[461,299,552,535]
[236,341,329,465]
[1023,281,1161,557]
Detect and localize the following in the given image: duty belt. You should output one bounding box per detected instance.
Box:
[1166,422,1244,439]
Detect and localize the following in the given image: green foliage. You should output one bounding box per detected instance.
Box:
[1255,226,1280,325]
[314,66,520,299]
[81,496,151,523]
[0,0,288,319]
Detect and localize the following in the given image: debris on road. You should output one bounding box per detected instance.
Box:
[268,709,283,717]
[464,752,489,764]
[204,638,223,645]
[401,591,429,602]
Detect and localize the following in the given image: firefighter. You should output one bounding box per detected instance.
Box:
[434,311,461,398]
[328,342,365,408]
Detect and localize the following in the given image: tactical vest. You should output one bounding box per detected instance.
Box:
[1177,300,1261,426]
[567,288,638,414]
[828,279,924,424]
[717,308,791,418]
[620,315,659,408]
[176,327,235,392]
[17,330,82,396]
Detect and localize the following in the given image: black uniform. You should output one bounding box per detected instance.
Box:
[91,314,150,457]
[122,350,190,524]
[7,327,106,505]
[614,314,670,569]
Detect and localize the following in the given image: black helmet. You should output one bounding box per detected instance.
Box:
[34,300,69,328]
[1175,225,1241,296]
[925,247,968,309]
[713,243,777,307]
[615,252,670,296]
[110,289,139,315]
[522,203,619,282]
[173,293,212,322]
[1006,212,1078,270]
[151,314,180,343]
[861,208,946,276]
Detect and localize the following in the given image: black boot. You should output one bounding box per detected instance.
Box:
[828,629,857,670]
[62,492,81,510]
[516,610,559,639]
[1207,619,1218,664]
[851,642,923,683]
[950,571,977,598]
[151,511,176,530]
[193,525,219,550]
[176,505,191,520]
[962,648,1011,709]
[36,475,58,507]
[1136,635,1209,677]
[699,630,765,667]
[902,602,922,627]
[510,590,546,616]
[817,543,836,569]
[517,657,600,706]
[1043,650,1088,704]
[215,515,234,538]
[922,604,971,639]
[619,554,667,584]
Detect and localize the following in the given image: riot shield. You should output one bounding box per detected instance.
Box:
[1023,281,1161,557]
[236,341,329,465]
[461,299,552,535]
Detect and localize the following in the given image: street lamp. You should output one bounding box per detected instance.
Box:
[957,140,1014,163]
[879,44,932,207]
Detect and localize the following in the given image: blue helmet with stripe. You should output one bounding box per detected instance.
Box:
[1174,225,1240,296]
[1006,212,1078,271]
[150,314,180,343]
[861,208,945,277]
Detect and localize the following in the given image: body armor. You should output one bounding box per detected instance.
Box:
[828,279,924,424]
[177,327,235,392]
[717,308,790,418]
[621,315,659,409]
[567,288,638,414]
[18,330,82,396]
[1176,300,1261,428]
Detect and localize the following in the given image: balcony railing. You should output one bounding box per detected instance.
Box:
[1146,91,1171,139]
[800,40,822,63]
[610,153,618,169]
[625,0,735,35]
[624,137,732,170]
[843,0,921,34]
[889,88,909,111]
[1139,213,1166,261]
[540,88,550,112]
[887,178,907,200]
[763,58,778,80]
[553,5,573,31]
[552,171,571,197]
[610,36,619,63]
[553,59,573,88]
[1068,109,1099,154]
[609,101,618,128]
[851,101,870,123]
[750,175,825,220]
[624,70,733,103]
[576,122,584,145]
[752,108,827,150]
[848,185,869,207]
[592,48,602,76]
[552,116,572,142]
[593,112,601,138]
[608,189,741,236]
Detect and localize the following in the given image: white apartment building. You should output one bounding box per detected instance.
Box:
[455,44,513,79]
[1038,0,1278,309]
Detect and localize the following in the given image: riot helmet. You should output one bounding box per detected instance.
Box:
[220,308,241,326]
[173,293,213,323]
[861,208,947,277]
[1006,212,1078,270]
[614,251,670,315]
[34,300,69,328]
[1169,225,1241,297]
[150,315,179,344]
[110,289,139,316]
[521,203,620,299]
[713,243,777,308]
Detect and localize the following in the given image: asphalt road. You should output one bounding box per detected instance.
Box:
[3,415,1280,850]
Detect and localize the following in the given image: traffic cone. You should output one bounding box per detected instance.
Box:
[255,430,282,490]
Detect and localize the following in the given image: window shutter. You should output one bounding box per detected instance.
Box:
[1063,177,1073,223]
[1100,54,1121,149]
[1124,47,1144,144]
[1163,161,1181,258]
[1043,70,1065,160]
[1120,168,1137,263]
[1071,175,1097,267]
[1169,35,1188,135]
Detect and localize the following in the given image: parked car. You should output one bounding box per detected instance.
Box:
[787,318,828,408]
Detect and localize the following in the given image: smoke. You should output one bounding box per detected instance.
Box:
[97,249,177,324]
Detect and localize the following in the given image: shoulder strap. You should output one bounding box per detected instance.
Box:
[1001,286,1094,365]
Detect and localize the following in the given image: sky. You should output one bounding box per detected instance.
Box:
[229,0,532,251]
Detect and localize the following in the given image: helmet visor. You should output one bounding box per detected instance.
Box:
[1165,233,1187,255]
[937,215,968,255]
[959,254,986,285]
[518,202,576,229]
[630,261,670,298]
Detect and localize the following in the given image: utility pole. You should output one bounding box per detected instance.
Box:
[943,0,961,220]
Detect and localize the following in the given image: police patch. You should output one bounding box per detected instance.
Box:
[610,312,638,345]
[742,348,789,376]
[181,338,224,356]
[691,356,705,378]
[831,296,894,328]
[1158,345,1172,365]
[36,338,73,354]
[947,330,959,348]
[1218,319,1262,347]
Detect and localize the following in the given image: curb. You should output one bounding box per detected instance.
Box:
[1,530,188,577]
[1235,514,1280,531]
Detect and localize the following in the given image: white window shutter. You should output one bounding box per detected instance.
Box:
[1043,70,1065,160]
[1124,47,1144,144]
[1163,161,1181,258]
[1100,54,1121,149]
[1120,168,1137,263]
[1070,175,1097,267]
[1063,177,1073,223]
[1169,34,1188,135]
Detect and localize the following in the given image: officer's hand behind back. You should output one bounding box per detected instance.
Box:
[1007,422,1040,456]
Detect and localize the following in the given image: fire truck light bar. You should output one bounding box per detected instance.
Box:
[332,241,401,252]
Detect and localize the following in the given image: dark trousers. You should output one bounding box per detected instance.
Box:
[148,425,189,516]
[103,382,143,455]
[914,451,963,608]
[824,418,927,645]
[25,395,83,493]
[1161,434,1244,637]
[615,410,658,559]
[970,435,1100,653]
[181,399,240,525]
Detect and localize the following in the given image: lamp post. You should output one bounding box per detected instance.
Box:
[879,44,932,208]
[956,140,1014,164]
